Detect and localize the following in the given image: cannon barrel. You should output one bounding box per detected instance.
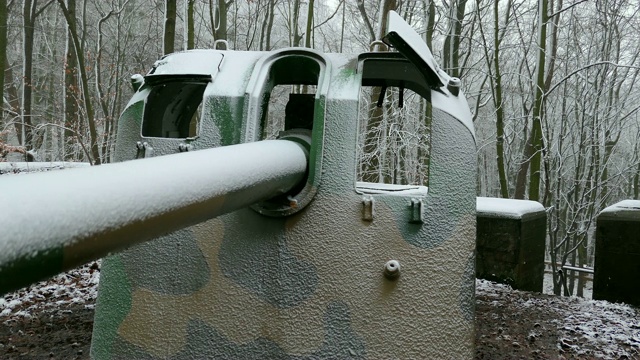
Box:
[0,140,308,295]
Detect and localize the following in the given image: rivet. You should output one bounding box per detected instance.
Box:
[384,260,401,280]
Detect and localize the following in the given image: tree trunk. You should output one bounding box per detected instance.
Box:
[96,8,118,163]
[22,0,36,153]
[187,0,194,49]
[258,0,268,50]
[421,98,432,186]
[424,0,435,49]
[576,243,586,297]
[58,0,100,164]
[356,0,375,42]
[304,0,314,48]
[528,0,549,201]
[4,58,22,143]
[64,0,80,160]
[339,0,345,52]
[163,0,176,54]
[442,0,467,78]
[362,87,385,183]
[264,0,274,50]
[215,0,230,42]
[291,0,301,46]
[0,0,6,130]
[492,0,508,198]
[375,0,396,42]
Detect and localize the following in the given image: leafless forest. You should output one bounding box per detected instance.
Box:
[1,0,639,298]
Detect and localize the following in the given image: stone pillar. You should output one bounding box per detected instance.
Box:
[476,197,546,292]
[593,200,640,306]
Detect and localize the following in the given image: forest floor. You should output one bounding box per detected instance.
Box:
[1,263,639,359]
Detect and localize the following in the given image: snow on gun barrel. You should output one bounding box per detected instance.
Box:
[0,139,309,295]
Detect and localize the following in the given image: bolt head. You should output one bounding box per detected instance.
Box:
[384,260,401,280]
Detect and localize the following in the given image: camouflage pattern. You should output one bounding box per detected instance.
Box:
[91,13,477,359]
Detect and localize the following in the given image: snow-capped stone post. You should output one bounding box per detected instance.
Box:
[476,197,547,292]
[593,200,640,306]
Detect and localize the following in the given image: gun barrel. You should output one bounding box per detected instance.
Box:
[0,140,308,295]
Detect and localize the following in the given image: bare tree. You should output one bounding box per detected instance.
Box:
[62,0,80,160]
[475,0,513,198]
[442,0,468,78]
[186,0,194,49]
[210,0,232,44]
[163,0,175,54]
[21,0,54,159]
[0,0,6,131]
[57,0,100,164]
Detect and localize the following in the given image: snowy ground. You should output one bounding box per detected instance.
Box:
[0,263,99,319]
[0,263,99,359]
[1,264,638,359]
[476,279,639,359]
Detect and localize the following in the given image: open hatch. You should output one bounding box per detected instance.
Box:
[382,11,446,90]
[356,11,444,196]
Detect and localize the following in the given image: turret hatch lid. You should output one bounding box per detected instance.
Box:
[383,11,445,89]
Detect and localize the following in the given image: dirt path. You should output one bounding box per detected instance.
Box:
[1,267,638,359]
[476,280,639,359]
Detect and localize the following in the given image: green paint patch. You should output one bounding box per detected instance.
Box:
[212,98,243,146]
[308,96,326,183]
[120,101,145,126]
[91,255,132,360]
[337,60,358,80]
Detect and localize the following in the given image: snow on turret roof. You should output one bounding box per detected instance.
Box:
[151,50,224,76]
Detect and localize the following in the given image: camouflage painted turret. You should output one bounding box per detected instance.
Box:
[1,11,477,359]
[93,11,477,358]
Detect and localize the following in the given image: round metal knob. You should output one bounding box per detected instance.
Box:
[447,77,461,96]
[384,260,401,280]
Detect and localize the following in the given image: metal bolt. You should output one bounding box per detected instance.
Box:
[136,141,144,150]
[178,143,192,152]
[287,196,299,209]
[384,260,401,280]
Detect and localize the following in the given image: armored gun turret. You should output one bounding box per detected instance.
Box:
[0,12,476,359]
